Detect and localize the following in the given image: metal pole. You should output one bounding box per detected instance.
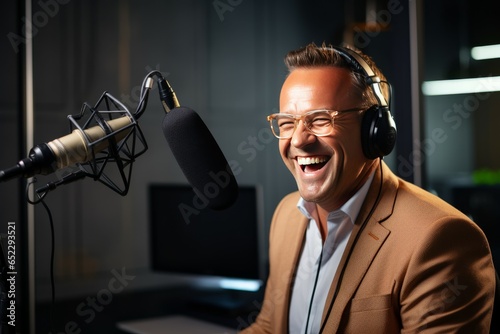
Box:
[408,0,426,187]
[23,0,36,332]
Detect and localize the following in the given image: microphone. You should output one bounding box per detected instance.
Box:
[0,90,147,196]
[0,115,134,182]
[0,71,238,207]
[162,107,238,210]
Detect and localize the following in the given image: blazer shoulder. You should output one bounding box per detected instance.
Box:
[396,178,471,221]
[279,191,301,206]
[271,191,302,222]
[269,191,306,236]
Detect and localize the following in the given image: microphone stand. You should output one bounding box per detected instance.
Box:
[0,70,175,331]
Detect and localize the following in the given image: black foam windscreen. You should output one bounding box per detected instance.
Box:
[162,107,238,210]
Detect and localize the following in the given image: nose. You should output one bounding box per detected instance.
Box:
[290,119,316,148]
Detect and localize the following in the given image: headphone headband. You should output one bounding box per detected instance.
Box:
[331,46,388,108]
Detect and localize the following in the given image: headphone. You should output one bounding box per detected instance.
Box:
[329,46,397,159]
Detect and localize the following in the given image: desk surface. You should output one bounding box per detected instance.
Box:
[117,315,236,334]
[36,285,262,333]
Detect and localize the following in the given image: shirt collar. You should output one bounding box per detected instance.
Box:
[297,170,375,225]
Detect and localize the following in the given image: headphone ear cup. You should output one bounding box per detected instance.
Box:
[361,106,397,159]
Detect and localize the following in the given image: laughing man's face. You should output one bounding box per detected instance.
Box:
[278,66,377,211]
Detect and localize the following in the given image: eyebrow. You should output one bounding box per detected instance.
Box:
[279,107,363,114]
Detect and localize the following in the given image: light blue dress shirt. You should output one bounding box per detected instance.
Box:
[289,172,375,334]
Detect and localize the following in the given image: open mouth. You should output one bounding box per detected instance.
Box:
[297,156,329,173]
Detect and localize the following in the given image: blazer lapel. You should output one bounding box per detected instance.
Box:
[270,193,309,332]
[281,214,309,332]
[321,162,398,332]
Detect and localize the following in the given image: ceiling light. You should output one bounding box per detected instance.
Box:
[422,76,500,96]
[471,44,500,60]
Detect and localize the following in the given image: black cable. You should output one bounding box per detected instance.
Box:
[318,159,384,333]
[134,70,164,119]
[40,198,56,333]
[304,248,324,333]
[26,179,56,332]
[135,70,179,118]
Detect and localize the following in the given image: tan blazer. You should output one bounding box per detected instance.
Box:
[241,162,495,333]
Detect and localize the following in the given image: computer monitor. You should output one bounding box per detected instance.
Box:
[148,184,264,292]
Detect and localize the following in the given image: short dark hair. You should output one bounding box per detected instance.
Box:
[284,42,389,108]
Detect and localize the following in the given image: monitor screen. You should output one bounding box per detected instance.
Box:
[148,184,262,284]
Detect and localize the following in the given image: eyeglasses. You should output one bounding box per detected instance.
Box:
[267,108,363,139]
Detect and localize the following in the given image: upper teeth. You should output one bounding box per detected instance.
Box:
[298,157,327,165]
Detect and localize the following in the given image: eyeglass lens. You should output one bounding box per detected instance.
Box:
[270,110,333,138]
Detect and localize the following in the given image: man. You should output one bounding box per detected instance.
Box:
[241,43,495,333]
